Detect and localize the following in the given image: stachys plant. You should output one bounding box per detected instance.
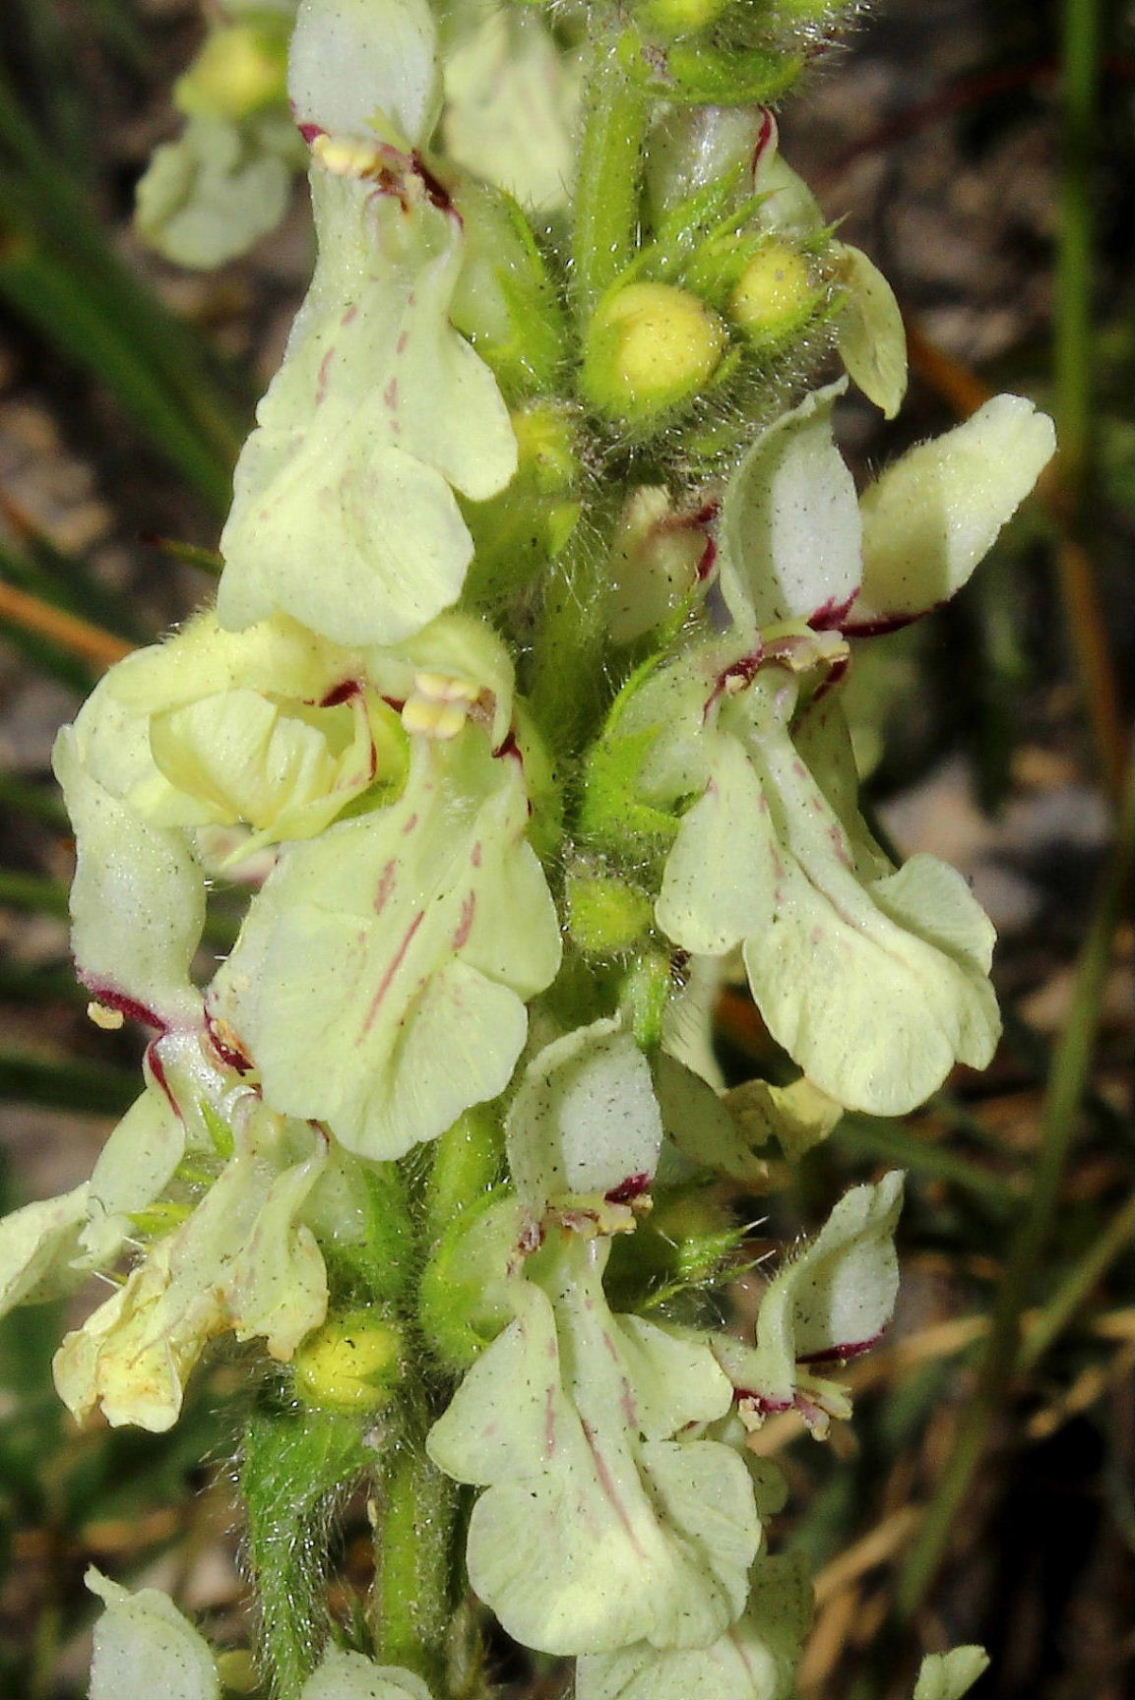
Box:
[1,1,1054,1694]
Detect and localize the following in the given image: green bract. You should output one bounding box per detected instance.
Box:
[218,144,517,647]
[210,727,560,1159]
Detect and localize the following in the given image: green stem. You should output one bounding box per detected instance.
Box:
[571,31,650,326]
[373,1446,458,1695]
[896,776,1133,1616]
[243,1407,374,1699]
[1049,0,1130,798]
[1054,0,1099,489]
[529,526,614,758]
[1020,1194,1135,1370]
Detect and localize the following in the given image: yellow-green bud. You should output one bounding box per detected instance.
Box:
[175,25,287,121]
[293,1310,403,1412]
[583,281,728,424]
[729,240,818,350]
[215,1652,260,1696]
[638,0,733,38]
[566,868,655,956]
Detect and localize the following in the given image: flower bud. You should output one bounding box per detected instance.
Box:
[566,865,655,956]
[582,281,727,424]
[175,25,288,122]
[660,43,803,106]
[637,0,733,39]
[728,238,820,350]
[293,1310,403,1411]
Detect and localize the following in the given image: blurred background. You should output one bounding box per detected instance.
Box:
[0,1,1131,1696]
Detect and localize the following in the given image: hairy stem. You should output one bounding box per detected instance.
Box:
[571,31,650,326]
[373,1445,459,1695]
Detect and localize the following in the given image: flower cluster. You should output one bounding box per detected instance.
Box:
[0,0,1053,1693]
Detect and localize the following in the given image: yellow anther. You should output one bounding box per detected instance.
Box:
[402,692,473,740]
[87,1001,125,1031]
[312,134,384,177]
[413,672,480,705]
